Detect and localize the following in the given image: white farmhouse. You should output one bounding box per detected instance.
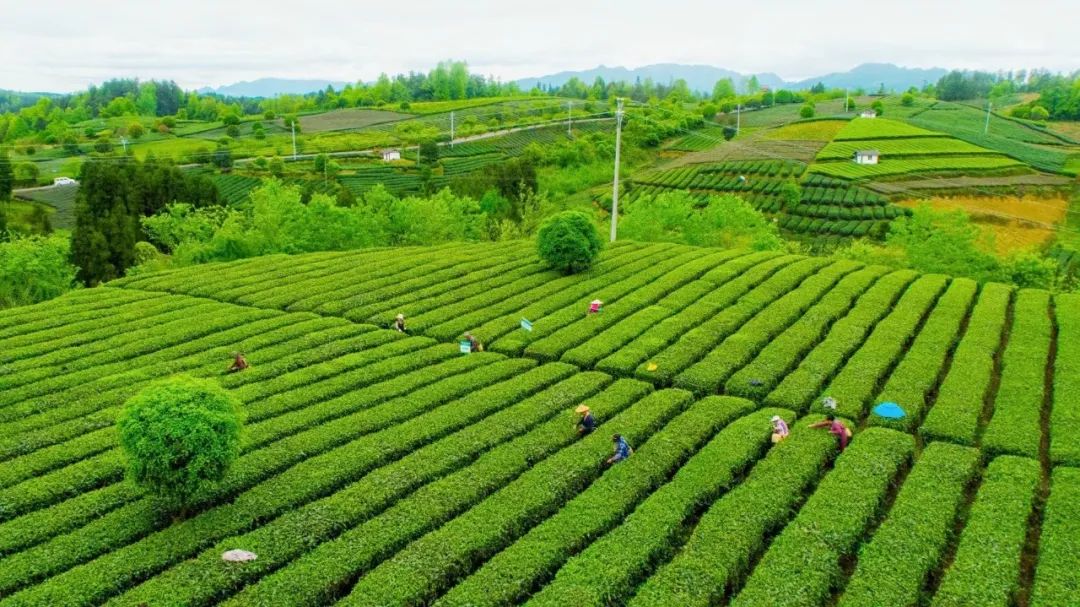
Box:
[859,109,877,118]
[381,149,401,162]
[854,149,880,165]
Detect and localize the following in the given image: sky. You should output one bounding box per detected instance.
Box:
[1,0,1077,92]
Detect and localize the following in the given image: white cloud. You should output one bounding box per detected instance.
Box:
[0,0,1076,91]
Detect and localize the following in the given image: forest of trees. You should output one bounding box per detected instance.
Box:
[934,68,1080,119]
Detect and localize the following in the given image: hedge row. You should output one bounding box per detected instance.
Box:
[626,415,838,607]
[314,243,533,317]
[593,252,789,375]
[815,274,949,420]
[417,244,672,341]
[0,305,280,412]
[0,308,289,421]
[919,283,1012,445]
[334,389,698,607]
[0,319,390,458]
[1030,466,1080,607]
[561,280,716,369]
[517,250,745,360]
[764,270,919,412]
[504,249,719,357]
[111,375,641,607]
[353,255,545,324]
[0,313,311,459]
[982,289,1052,458]
[0,362,573,605]
[836,442,981,607]
[0,318,374,458]
[0,354,515,559]
[637,257,831,386]
[725,266,890,400]
[0,295,186,365]
[1050,294,1080,465]
[730,428,915,607]
[0,289,161,341]
[869,278,978,431]
[931,455,1040,607]
[0,301,238,394]
[212,249,404,304]
[674,260,861,393]
[274,248,483,313]
[493,406,790,607]
[453,245,681,347]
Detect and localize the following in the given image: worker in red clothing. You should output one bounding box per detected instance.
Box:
[228,352,249,373]
[809,414,851,451]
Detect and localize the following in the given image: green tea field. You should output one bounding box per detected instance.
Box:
[0,241,1076,606]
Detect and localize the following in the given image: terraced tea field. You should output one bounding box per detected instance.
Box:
[0,241,1076,606]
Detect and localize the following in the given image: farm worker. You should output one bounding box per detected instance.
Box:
[588,300,603,315]
[607,434,633,465]
[228,353,249,373]
[576,405,596,436]
[808,414,852,451]
[770,415,789,443]
[464,332,483,353]
[393,314,407,334]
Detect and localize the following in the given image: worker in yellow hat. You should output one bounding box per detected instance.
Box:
[575,404,596,436]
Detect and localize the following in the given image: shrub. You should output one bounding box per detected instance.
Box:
[536,211,603,273]
[116,376,242,512]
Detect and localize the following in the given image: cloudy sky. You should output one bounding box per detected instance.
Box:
[1,0,1077,92]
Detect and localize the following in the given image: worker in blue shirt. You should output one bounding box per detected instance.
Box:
[607,434,633,465]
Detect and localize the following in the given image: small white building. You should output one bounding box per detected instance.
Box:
[859,109,877,118]
[53,177,78,186]
[854,150,880,165]
[381,149,401,162]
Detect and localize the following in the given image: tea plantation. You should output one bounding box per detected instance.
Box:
[0,241,1076,606]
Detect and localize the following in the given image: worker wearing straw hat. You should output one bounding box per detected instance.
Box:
[393,313,408,334]
[770,415,789,443]
[575,404,596,436]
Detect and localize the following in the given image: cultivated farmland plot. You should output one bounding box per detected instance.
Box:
[0,240,1072,606]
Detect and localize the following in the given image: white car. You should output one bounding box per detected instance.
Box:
[53,177,78,186]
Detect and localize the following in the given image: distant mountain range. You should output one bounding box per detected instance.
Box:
[197,78,349,98]
[516,62,949,94]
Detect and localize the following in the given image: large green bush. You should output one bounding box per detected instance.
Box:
[117,376,242,511]
[536,210,603,273]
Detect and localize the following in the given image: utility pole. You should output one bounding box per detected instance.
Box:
[736,103,741,136]
[845,88,849,112]
[120,137,129,154]
[984,101,992,135]
[610,98,624,242]
[450,111,455,148]
[567,101,572,136]
[291,120,297,160]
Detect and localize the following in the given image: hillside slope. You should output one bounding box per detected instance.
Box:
[0,241,1075,606]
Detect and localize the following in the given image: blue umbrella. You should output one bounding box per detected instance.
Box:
[873,402,906,419]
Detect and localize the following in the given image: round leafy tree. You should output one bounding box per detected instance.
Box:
[537,211,604,273]
[117,376,242,513]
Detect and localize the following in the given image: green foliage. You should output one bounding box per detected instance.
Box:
[126,122,145,139]
[932,456,1040,607]
[799,103,815,118]
[619,191,783,251]
[1031,467,1080,607]
[731,428,915,607]
[116,376,242,509]
[71,158,219,285]
[886,204,1003,282]
[536,210,603,273]
[0,148,12,200]
[0,234,77,308]
[837,442,981,607]
[871,99,884,115]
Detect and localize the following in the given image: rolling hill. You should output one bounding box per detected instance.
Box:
[0,240,1075,606]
